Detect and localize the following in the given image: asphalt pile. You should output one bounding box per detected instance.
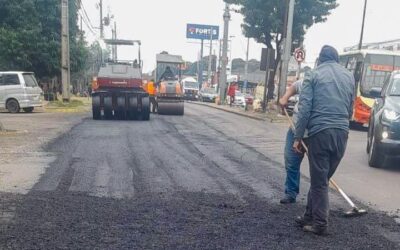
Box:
[0,190,398,249]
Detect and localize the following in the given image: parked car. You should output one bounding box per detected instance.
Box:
[0,72,43,113]
[367,71,400,168]
[234,91,245,106]
[199,88,218,102]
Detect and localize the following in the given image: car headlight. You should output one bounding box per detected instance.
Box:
[383,109,400,121]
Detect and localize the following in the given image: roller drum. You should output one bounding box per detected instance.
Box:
[157,101,184,116]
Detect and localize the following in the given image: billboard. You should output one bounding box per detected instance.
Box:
[186,24,219,40]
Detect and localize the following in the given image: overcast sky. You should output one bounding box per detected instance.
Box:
[81,0,400,72]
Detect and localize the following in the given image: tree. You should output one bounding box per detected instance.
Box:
[0,0,89,81]
[224,0,338,100]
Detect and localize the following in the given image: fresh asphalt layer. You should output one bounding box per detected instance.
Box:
[0,103,399,249]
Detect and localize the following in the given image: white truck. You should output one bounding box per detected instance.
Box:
[182,77,199,101]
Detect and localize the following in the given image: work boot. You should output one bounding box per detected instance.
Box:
[303,225,328,236]
[295,216,312,227]
[280,196,296,204]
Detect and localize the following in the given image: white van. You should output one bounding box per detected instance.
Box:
[0,72,43,113]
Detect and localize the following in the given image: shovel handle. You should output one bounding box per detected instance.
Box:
[329,179,356,208]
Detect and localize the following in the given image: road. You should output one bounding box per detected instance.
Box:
[0,103,399,249]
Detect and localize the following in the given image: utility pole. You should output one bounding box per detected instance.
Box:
[207,31,213,84]
[278,0,295,103]
[61,0,70,102]
[112,22,117,60]
[99,0,104,38]
[244,37,250,92]
[358,0,368,50]
[199,40,204,87]
[219,3,231,103]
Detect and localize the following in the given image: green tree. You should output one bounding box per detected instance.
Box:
[0,0,89,81]
[224,0,338,99]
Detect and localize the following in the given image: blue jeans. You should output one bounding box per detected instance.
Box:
[284,129,304,199]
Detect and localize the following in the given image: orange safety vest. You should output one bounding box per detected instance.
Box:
[147,81,156,96]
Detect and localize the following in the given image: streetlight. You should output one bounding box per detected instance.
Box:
[358,0,368,50]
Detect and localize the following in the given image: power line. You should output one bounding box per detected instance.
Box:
[80,12,97,35]
[79,0,95,29]
[76,0,98,36]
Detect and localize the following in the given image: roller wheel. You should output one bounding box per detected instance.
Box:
[104,96,113,120]
[115,96,127,120]
[128,96,138,120]
[141,96,150,121]
[92,96,101,120]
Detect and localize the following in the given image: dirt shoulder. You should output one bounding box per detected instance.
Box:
[0,111,88,194]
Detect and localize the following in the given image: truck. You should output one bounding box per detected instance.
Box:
[182,77,200,101]
[155,52,185,115]
[91,39,150,120]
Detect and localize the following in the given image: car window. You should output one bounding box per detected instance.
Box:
[23,73,38,87]
[0,74,3,86]
[3,74,20,86]
[381,74,392,95]
[389,78,400,96]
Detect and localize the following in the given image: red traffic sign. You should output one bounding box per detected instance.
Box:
[294,48,305,63]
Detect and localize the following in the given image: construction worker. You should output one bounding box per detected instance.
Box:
[293,45,355,236]
[279,79,305,205]
[143,80,157,113]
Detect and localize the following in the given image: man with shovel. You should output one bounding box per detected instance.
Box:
[293,45,355,236]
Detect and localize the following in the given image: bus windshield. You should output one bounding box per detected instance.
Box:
[361,54,400,96]
[184,81,199,89]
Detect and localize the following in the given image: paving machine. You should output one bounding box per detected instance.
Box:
[155,52,185,115]
[92,39,150,120]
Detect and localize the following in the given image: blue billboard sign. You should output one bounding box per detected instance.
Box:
[186,24,219,40]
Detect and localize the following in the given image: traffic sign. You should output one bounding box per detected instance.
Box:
[294,48,305,63]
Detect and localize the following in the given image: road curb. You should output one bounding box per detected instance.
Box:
[189,102,267,121]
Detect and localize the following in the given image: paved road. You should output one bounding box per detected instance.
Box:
[0,104,399,249]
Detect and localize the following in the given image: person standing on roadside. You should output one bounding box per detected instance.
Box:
[279,79,305,204]
[293,45,355,236]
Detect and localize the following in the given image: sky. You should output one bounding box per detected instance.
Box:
[80,0,400,73]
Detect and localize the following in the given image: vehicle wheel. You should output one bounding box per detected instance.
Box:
[128,96,138,120]
[141,96,150,121]
[92,95,101,120]
[6,99,20,113]
[104,96,113,120]
[115,96,127,120]
[366,122,373,153]
[368,133,384,168]
[23,107,34,113]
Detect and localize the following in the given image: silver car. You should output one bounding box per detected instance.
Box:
[0,72,43,113]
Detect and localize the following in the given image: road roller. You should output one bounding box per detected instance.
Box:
[91,39,150,121]
[155,52,185,116]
